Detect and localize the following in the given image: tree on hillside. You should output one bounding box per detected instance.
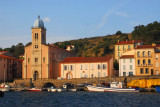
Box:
[116,31,122,35]
[132,21,160,44]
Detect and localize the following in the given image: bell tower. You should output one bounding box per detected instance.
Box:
[32,16,46,49]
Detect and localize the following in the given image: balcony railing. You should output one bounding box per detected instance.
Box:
[137,55,152,58]
[137,64,153,67]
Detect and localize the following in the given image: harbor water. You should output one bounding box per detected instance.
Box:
[0,91,160,107]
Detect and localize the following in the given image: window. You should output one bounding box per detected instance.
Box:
[70,65,73,70]
[98,64,101,70]
[138,60,140,65]
[143,59,146,65]
[64,65,67,70]
[103,64,107,69]
[28,58,30,63]
[118,46,120,51]
[80,65,83,70]
[43,57,45,63]
[130,65,132,70]
[156,55,158,60]
[85,65,88,70]
[118,52,121,57]
[35,33,38,40]
[123,65,126,70]
[140,68,144,74]
[137,51,140,57]
[128,45,131,50]
[130,59,132,63]
[123,72,126,76]
[156,70,158,75]
[123,46,125,50]
[148,59,151,65]
[35,58,38,62]
[156,62,159,67]
[91,64,94,70]
[143,51,145,57]
[129,72,133,76]
[145,68,149,74]
[123,59,125,63]
[148,51,151,56]
[35,45,38,49]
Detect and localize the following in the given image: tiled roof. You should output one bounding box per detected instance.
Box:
[115,40,142,45]
[120,55,134,59]
[135,45,155,49]
[0,54,23,62]
[61,56,112,63]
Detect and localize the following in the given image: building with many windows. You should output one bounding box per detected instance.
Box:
[60,56,113,79]
[22,16,76,80]
[134,45,155,76]
[115,40,143,61]
[0,54,22,82]
[119,55,135,76]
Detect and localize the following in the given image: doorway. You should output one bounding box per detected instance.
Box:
[33,71,39,80]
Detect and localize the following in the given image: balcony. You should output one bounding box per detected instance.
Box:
[137,55,152,58]
[137,64,153,67]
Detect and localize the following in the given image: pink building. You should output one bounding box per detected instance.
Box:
[0,54,22,82]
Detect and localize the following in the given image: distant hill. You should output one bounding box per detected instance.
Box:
[53,33,129,57]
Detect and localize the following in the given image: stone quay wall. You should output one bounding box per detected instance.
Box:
[14,75,160,88]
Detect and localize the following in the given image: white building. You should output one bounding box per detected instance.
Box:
[119,55,135,76]
[60,56,113,79]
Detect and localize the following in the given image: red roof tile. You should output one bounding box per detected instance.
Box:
[116,40,142,45]
[135,45,155,49]
[120,55,134,59]
[61,56,112,63]
[0,54,23,62]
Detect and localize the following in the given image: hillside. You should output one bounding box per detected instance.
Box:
[53,33,129,57]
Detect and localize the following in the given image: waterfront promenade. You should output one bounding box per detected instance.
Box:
[14,75,160,88]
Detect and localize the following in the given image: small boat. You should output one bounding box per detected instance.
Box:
[63,83,77,92]
[155,86,160,93]
[0,84,10,92]
[87,82,139,92]
[27,88,42,92]
[47,86,64,92]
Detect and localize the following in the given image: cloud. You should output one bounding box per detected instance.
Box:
[115,12,129,17]
[91,3,126,35]
[43,17,50,22]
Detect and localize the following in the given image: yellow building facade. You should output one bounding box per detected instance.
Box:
[115,40,142,61]
[134,45,155,76]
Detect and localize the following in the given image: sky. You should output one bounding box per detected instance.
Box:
[0,0,160,48]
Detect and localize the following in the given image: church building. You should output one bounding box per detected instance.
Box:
[22,16,76,80]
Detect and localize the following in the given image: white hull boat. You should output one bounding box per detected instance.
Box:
[87,82,139,92]
[87,85,139,92]
[0,87,10,92]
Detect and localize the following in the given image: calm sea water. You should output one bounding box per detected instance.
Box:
[0,91,160,107]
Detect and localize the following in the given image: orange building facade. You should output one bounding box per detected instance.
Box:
[0,54,22,82]
[22,16,76,80]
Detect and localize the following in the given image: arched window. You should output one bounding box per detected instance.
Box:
[37,33,38,39]
[35,33,36,39]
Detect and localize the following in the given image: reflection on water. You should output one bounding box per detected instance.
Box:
[0,91,160,107]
